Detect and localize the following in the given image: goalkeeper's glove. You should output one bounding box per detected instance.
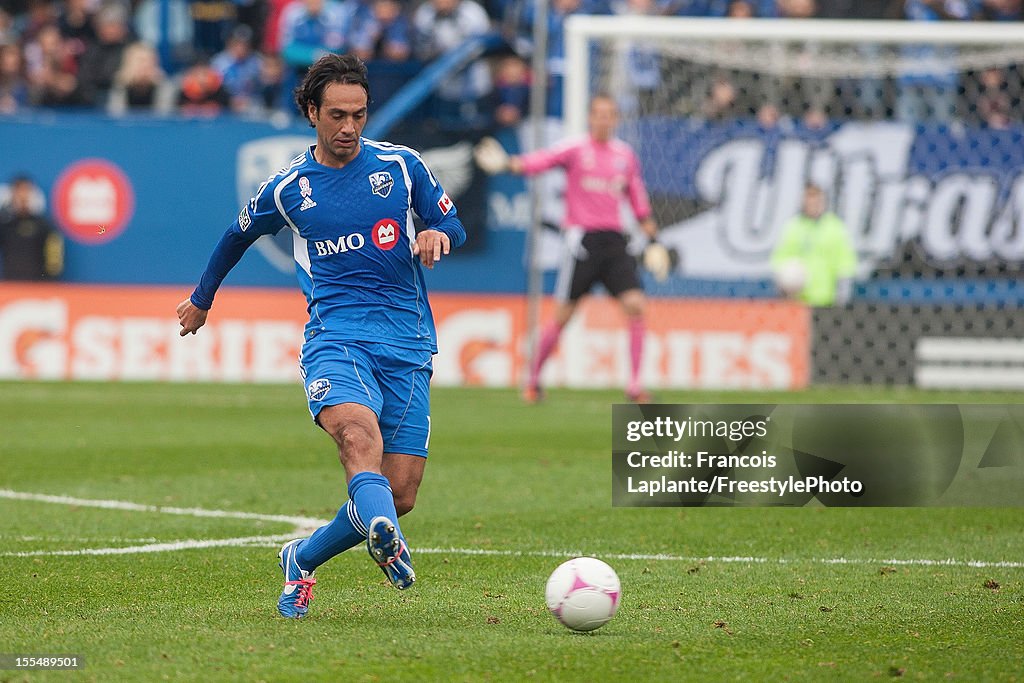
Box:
[641,240,678,282]
[473,137,511,174]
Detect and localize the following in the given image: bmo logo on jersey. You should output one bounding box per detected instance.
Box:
[372,218,401,251]
[314,232,365,256]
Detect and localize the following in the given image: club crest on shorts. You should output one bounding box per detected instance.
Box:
[307,378,331,401]
[368,171,394,199]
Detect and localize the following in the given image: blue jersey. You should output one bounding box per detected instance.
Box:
[191,139,466,353]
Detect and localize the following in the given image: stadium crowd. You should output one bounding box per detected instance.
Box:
[0,0,1020,125]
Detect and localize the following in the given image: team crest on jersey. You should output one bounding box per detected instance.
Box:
[298,176,317,211]
[368,171,394,199]
[307,378,331,401]
[237,207,251,231]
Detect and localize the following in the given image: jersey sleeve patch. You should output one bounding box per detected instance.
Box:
[238,206,252,231]
[437,192,453,215]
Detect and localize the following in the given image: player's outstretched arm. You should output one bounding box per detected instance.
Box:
[413,229,451,269]
[177,298,209,336]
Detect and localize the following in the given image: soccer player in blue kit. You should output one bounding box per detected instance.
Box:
[176,54,466,618]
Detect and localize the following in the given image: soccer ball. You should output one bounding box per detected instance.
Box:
[773,258,807,296]
[545,557,621,632]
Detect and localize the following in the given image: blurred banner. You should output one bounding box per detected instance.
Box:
[0,284,809,389]
[1,116,1022,300]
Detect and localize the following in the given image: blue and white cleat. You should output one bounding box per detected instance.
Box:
[367,516,416,590]
[278,539,316,619]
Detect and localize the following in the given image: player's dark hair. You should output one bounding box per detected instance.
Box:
[294,54,370,126]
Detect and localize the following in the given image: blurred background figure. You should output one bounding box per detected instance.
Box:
[279,0,355,80]
[108,40,175,114]
[188,0,237,57]
[414,0,492,127]
[0,42,29,113]
[78,1,132,106]
[177,57,230,116]
[211,24,261,113]
[897,0,973,123]
[0,174,63,281]
[772,183,857,307]
[255,51,287,114]
[973,66,1011,128]
[492,53,529,128]
[24,23,83,106]
[350,0,412,63]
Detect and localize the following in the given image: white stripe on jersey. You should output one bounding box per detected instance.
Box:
[373,152,425,338]
[364,139,439,187]
[274,170,301,233]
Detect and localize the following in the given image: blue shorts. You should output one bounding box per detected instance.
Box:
[299,339,433,457]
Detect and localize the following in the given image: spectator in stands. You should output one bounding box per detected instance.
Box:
[492,53,529,127]
[78,2,132,106]
[57,0,96,52]
[256,50,287,112]
[261,0,295,55]
[189,0,237,56]
[108,40,176,114]
[974,67,1011,128]
[413,0,492,126]
[897,0,973,123]
[702,73,739,120]
[0,8,15,46]
[211,24,261,112]
[350,0,411,63]
[177,57,230,115]
[0,42,29,113]
[17,0,57,44]
[0,174,63,281]
[279,0,355,77]
[772,183,856,306]
[521,0,581,118]
[818,0,902,118]
[978,0,1021,20]
[726,0,754,16]
[665,0,729,16]
[613,0,666,115]
[134,0,194,70]
[25,23,84,106]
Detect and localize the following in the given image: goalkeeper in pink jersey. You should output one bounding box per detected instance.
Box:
[475,95,661,403]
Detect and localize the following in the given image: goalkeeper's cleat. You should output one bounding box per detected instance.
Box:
[367,516,416,590]
[522,384,544,405]
[278,539,316,619]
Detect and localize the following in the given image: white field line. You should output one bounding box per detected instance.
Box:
[1,489,1022,569]
[0,489,324,529]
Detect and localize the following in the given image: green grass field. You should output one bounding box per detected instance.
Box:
[1,382,1022,682]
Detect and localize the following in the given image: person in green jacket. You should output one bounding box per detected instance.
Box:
[771,183,857,306]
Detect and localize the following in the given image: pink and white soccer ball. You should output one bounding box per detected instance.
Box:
[545,557,621,632]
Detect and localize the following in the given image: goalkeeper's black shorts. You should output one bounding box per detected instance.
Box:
[555,229,641,303]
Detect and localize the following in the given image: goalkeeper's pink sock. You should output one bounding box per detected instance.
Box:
[529,321,563,388]
[627,317,645,395]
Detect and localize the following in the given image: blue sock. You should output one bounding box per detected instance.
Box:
[348,471,403,540]
[296,500,365,570]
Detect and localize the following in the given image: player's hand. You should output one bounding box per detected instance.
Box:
[413,230,450,269]
[639,217,658,239]
[473,137,510,174]
[176,298,209,337]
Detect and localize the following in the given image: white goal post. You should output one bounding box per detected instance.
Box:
[564,16,1024,137]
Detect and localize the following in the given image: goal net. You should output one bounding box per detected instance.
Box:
[557,17,1024,388]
